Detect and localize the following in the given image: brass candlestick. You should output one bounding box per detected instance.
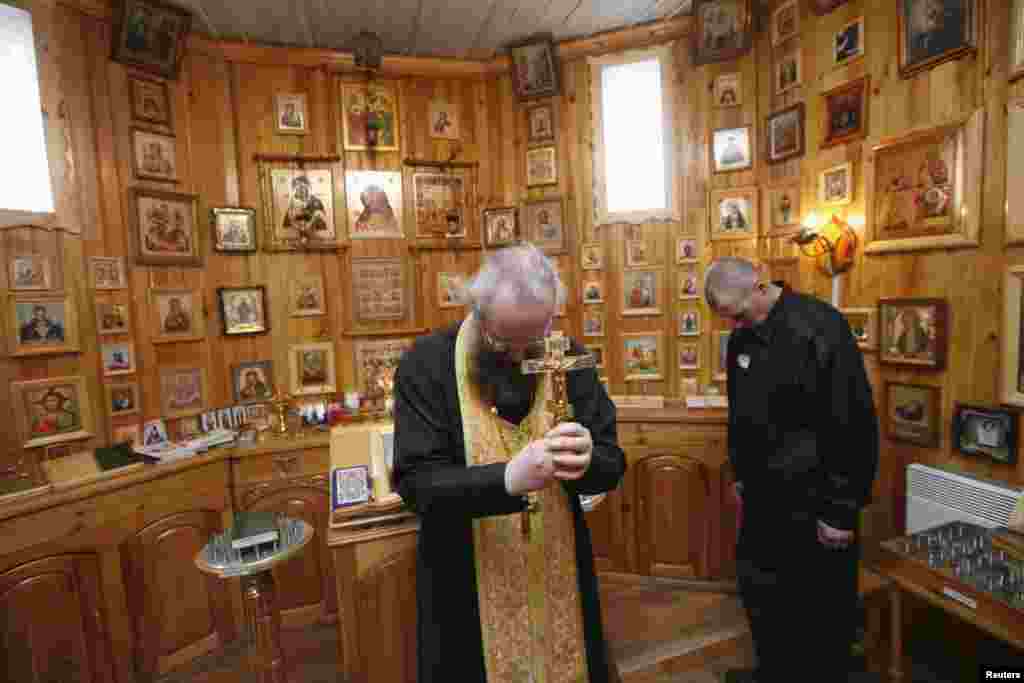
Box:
[270,393,294,437]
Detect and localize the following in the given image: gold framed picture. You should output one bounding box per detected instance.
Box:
[625,240,651,268]
[526,146,558,187]
[822,77,869,149]
[232,360,275,405]
[339,80,400,151]
[350,256,411,324]
[710,187,758,241]
[275,93,308,135]
[261,160,344,250]
[679,309,701,336]
[150,288,205,344]
[289,342,337,396]
[483,207,518,247]
[129,74,172,126]
[885,381,941,448]
[12,375,94,449]
[101,341,137,377]
[159,366,207,419]
[211,207,258,252]
[841,307,878,351]
[8,293,79,356]
[712,126,753,173]
[131,188,201,266]
[217,286,269,336]
[819,162,853,207]
[345,169,403,239]
[679,343,700,370]
[429,98,460,140]
[96,302,132,336]
[290,275,326,318]
[526,102,556,144]
[106,382,141,418]
[89,256,126,290]
[9,255,52,291]
[353,338,415,399]
[713,73,742,108]
[676,237,699,264]
[622,269,661,316]
[622,332,664,381]
[678,265,700,301]
[775,49,802,96]
[763,184,801,235]
[131,128,178,183]
[522,198,566,254]
[411,171,468,239]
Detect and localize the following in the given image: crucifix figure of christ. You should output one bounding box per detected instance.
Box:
[517,331,596,538]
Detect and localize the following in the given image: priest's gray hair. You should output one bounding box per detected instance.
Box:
[704,257,758,310]
[463,243,566,319]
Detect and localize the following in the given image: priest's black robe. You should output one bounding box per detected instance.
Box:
[393,323,626,683]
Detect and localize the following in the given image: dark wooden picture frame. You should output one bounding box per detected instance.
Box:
[693,0,754,66]
[509,37,561,101]
[878,298,948,369]
[822,77,870,149]
[952,403,1019,465]
[112,0,192,80]
[885,381,941,448]
[128,74,172,126]
[898,0,977,79]
[766,103,805,164]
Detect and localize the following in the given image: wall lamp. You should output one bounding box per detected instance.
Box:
[791,212,860,276]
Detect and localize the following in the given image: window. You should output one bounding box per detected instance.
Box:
[589,46,677,225]
[0,3,56,220]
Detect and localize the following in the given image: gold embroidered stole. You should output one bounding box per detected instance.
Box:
[455,315,589,683]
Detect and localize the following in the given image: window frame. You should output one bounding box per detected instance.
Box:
[588,44,679,227]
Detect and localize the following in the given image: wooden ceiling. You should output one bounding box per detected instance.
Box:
[169,0,694,60]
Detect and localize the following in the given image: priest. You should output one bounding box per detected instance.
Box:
[394,243,626,683]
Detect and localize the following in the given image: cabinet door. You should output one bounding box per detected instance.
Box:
[634,453,712,578]
[121,510,234,679]
[241,482,335,627]
[0,554,115,683]
[584,482,627,573]
[356,546,417,683]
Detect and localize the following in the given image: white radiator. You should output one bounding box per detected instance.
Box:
[905,463,1023,534]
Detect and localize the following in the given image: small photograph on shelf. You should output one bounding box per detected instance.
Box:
[822,77,869,149]
[438,272,465,309]
[232,360,274,405]
[522,199,566,254]
[623,270,660,316]
[953,404,1018,465]
[101,341,136,377]
[764,184,801,235]
[819,162,853,206]
[677,237,699,264]
[483,207,518,247]
[625,240,651,268]
[885,381,940,447]
[90,256,126,290]
[9,293,79,356]
[679,309,701,336]
[623,333,664,381]
[585,344,605,369]
[679,266,700,301]
[290,275,326,318]
[582,279,604,305]
[218,286,268,336]
[151,288,204,343]
[12,376,94,449]
[131,129,177,183]
[526,102,555,144]
[275,93,308,135]
[834,16,865,67]
[526,146,558,187]
[129,75,171,126]
[841,307,877,351]
[142,419,168,446]
[771,0,800,46]
[211,207,258,253]
[107,382,140,418]
[96,302,132,336]
[583,309,605,337]
[290,342,336,396]
[898,0,976,78]
[581,243,604,270]
[710,188,758,241]
[766,103,805,164]
[429,98,460,140]
[775,49,802,96]
[9,255,52,291]
[879,298,947,369]
[679,343,700,370]
[713,73,742,108]
[160,366,207,419]
[712,126,752,173]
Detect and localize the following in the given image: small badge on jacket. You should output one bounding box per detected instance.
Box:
[737,354,750,369]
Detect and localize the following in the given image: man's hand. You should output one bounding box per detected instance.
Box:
[817,520,854,549]
[545,422,592,481]
[505,440,556,495]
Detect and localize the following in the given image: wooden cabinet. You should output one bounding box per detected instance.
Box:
[237,476,336,628]
[0,554,116,683]
[121,510,235,680]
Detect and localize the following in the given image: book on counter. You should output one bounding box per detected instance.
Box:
[231,510,280,550]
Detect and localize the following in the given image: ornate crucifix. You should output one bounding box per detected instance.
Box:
[517,332,596,538]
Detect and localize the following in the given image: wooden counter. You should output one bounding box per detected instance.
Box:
[0,408,728,683]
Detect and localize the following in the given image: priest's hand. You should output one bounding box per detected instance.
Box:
[545,422,592,481]
[505,440,557,495]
